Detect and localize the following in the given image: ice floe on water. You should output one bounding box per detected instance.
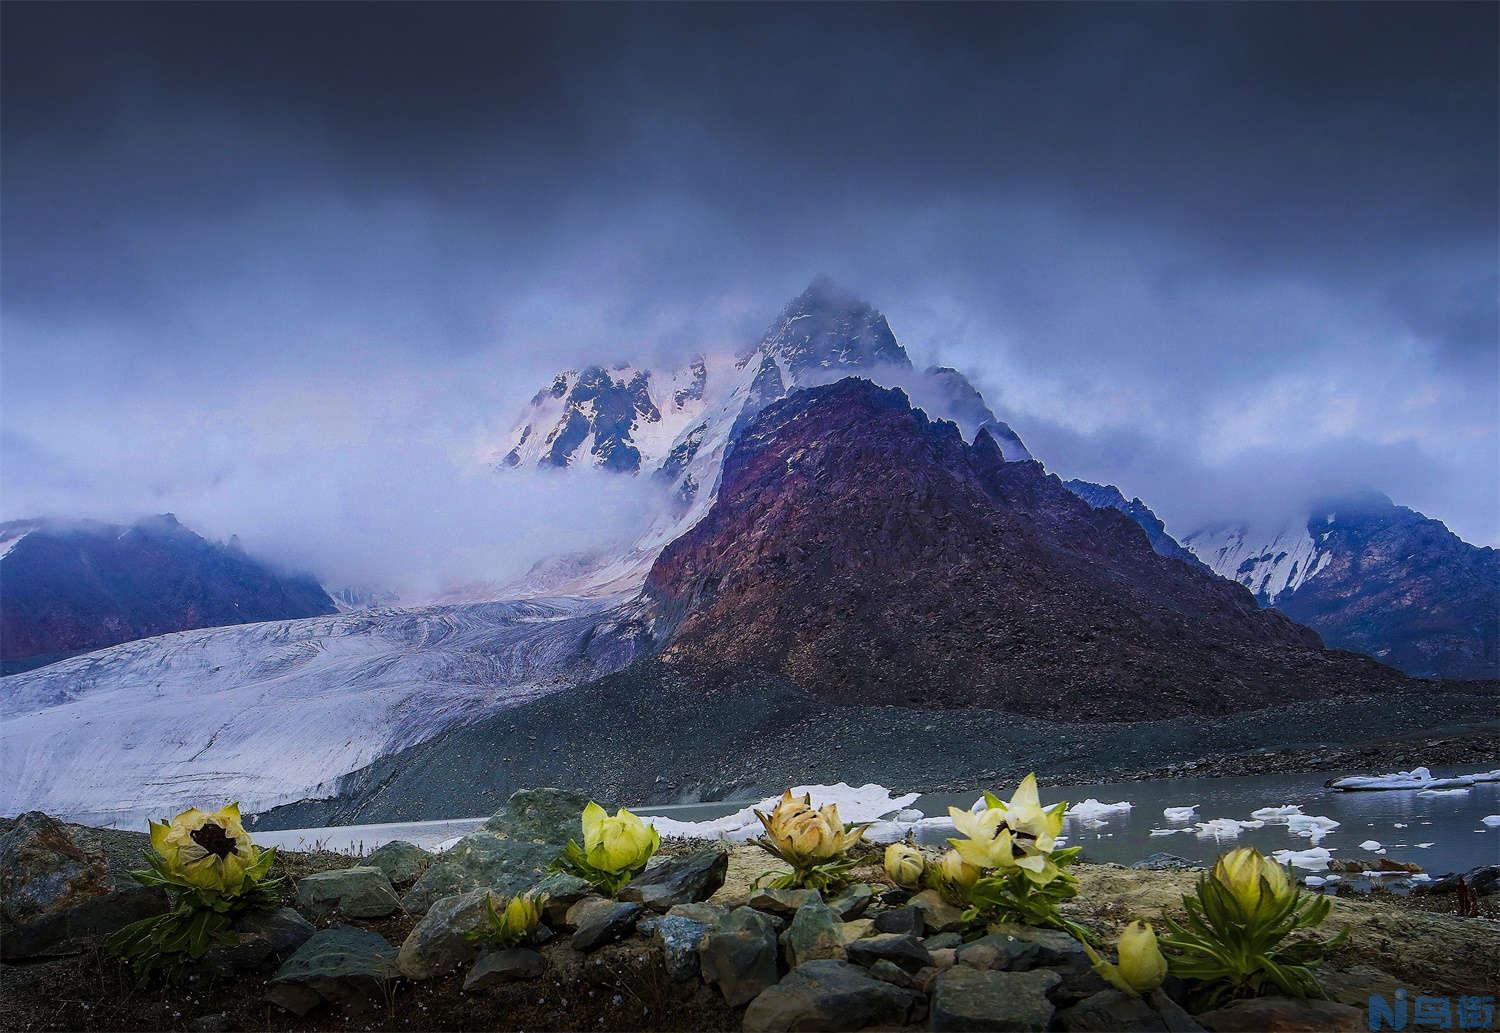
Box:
[1162,805,1197,821]
[1194,817,1265,839]
[1482,815,1500,827]
[649,783,922,842]
[1418,787,1471,797]
[1358,840,1383,851]
[1067,799,1133,826]
[1330,766,1500,792]
[1245,804,1340,843]
[1273,846,1334,870]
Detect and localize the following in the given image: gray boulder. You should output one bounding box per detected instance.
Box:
[1194,996,1366,1032]
[397,888,494,980]
[401,837,555,915]
[463,947,546,990]
[873,906,924,936]
[363,841,430,886]
[619,847,728,911]
[929,967,1061,1032]
[296,866,401,919]
[203,907,315,975]
[655,905,722,981]
[748,887,819,916]
[846,932,931,973]
[825,883,875,920]
[479,787,597,845]
[983,922,1091,971]
[780,897,846,968]
[1058,989,1170,1031]
[742,959,925,1032]
[908,888,967,934]
[1431,864,1500,896]
[571,900,642,951]
[0,811,167,959]
[266,926,398,1016]
[529,872,593,925]
[1132,853,1196,871]
[700,906,781,1007]
[401,788,596,914]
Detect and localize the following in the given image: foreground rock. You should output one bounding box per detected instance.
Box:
[743,959,925,1032]
[266,926,399,1016]
[619,847,729,911]
[203,907,315,975]
[462,947,546,990]
[701,906,781,1006]
[0,811,166,959]
[402,788,590,913]
[397,888,495,979]
[655,903,723,981]
[781,897,846,968]
[930,966,1062,1031]
[296,866,401,919]
[1196,996,1366,1032]
[363,840,430,886]
[571,900,642,951]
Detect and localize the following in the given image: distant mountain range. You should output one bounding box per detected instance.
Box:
[0,515,335,674]
[1063,481,1498,681]
[2,279,1493,825]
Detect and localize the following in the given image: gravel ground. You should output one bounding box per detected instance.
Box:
[254,661,1498,829]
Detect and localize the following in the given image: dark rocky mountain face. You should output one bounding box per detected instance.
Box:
[641,379,1415,719]
[1269,498,1498,681]
[0,515,335,674]
[1064,480,1208,572]
[751,275,911,381]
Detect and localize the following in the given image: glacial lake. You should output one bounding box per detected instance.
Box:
[254,765,1498,879]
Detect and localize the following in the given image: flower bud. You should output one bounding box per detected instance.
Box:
[1116,921,1167,992]
[884,842,925,890]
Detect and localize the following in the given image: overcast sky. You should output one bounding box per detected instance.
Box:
[2,3,1496,591]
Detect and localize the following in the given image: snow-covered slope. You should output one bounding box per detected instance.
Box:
[492,278,1033,598]
[0,597,640,826]
[1182,496,1499,680]
[1181,522,1330,605]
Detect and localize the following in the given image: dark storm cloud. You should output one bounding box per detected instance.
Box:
[2,1,1495,582]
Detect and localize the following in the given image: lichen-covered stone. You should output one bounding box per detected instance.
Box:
[266,926,398,1016]
[929,967,1061,1032]
[780,897,846,968]
[700,906,780,1006]
[296,866,401,919]
[363,841,430,886]
[397,888,494,980]
[619,847,728,911]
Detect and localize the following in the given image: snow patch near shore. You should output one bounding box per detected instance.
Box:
[1330,767,1500,792]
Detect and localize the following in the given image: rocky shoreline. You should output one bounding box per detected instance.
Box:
[252,665,1499,829]
[4,789,1498,1032]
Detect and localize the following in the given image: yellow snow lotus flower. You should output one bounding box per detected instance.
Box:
[755,791,867,867]
[884,842,925,890]
[1212,847,1292,922]
[931,847,981,905]
[1117,921,1168,992]
[948,802,1017,870]
[581,802,660,876]
[149,803,260,895]
[993,773,1066,853]
[475,890,547,948]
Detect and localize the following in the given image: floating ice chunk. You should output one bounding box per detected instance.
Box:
[1418,787,1470,797]
[1251,804,1304,819]
[1330,767,1500,792]
[1285,814,1340,843]
[1304,876,1327,887]
[1068,799,1133,826]
[649,783,921,840]
[1273,846,1333,870]
[1358,840,1382,851]
[1195,818,1264,838]
[1483,815,1500,827]
[1393,823,1408,829]
[1163,806,1197,821]
[1410,873,1432,883]
[1416,843,1434,848]
[1149,828,1180,837]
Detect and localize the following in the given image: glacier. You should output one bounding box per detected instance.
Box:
[0,596,639,826]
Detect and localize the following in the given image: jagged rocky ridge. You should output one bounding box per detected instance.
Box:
[1063,481,1208,571]
[0,514,336,674]
[1183,496,1500,680]
[641,379,1414,718]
